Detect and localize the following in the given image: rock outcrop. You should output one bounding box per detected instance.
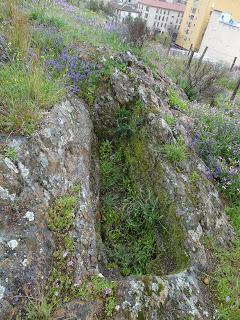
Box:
[0,53,233,319]
[0,97,98,318]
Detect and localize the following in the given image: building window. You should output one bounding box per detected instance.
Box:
[176,19,178,24]
[164,23,166,27]
[159,16,161,20]
[166,17,168,21]
[146,6,149,11]
[164,10,166,14]
[153,22,156,27]
[167,11,169,15]
[145,13,148,18]
[157,22,159,27]
[161,22,163,27]
[155,15,158,19]
[156,9,159,13]
[162,16,164,21]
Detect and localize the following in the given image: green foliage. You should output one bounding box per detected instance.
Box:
[0,61,64,134]
[163,113,176,127]
[163,142,187,164]
[74,275,117,316]
[105,296,117,317]
[4,146,17,161]
[100,142,164,275]
[192,107,240,203]
[211,239,240,320]
[168,89,188,112]
[25,297,53,320]
[189,170,200,183]
[29,9,65,28]
[86,0,113,16]
[99,104,189,276]
[48,195,77,231]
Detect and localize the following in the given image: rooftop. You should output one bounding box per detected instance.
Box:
[138,0,185,12]
[111,2,139,13]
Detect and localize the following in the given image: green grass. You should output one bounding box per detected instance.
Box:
[163,142,187,164]
[168,89,188,112]
[163,113,176,127]
[3,146,17,161]
[99,103,189,277]
[24,297,53,320]
[0,62,64,134]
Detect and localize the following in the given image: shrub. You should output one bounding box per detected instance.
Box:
[86,0,113,15]
[124,17,150,47]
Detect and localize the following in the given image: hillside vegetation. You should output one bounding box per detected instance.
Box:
[0,0,240,319]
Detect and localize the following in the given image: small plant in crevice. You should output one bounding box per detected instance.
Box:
[163,141,187,164]
[3,146,17,161]
[168,89,188,112]
[163,113,176,127]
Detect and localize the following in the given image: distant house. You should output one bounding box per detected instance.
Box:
[110,2,139,22]
[137,0,185,34]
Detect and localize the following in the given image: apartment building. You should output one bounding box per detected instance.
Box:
[137,0,185,34]
[199,11,240,66]
[176,0,240,51]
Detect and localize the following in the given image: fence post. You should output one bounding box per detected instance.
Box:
[187,50,194,68]
[163,36,167,46]
[230,57,237,72]
[198,46,208,66]
[188,44,193,56]
[230,76,240,101]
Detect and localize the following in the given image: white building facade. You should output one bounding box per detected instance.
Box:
[199,10,240,66]
[111,2,139,22]
[138,0,185,33]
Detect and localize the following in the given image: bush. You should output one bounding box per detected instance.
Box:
[124,17,150,47]
[86,0,113,15]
